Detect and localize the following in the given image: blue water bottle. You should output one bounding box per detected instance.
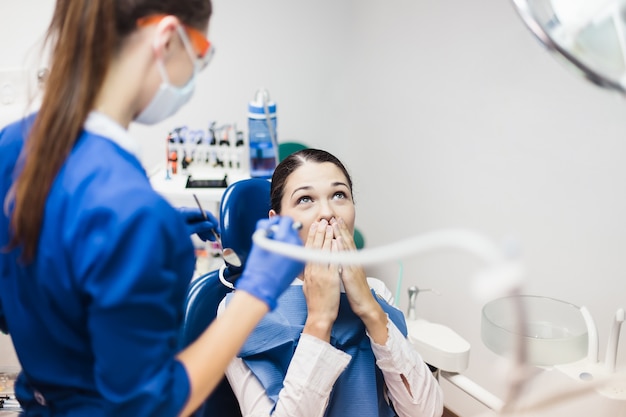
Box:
[248,89,278,179]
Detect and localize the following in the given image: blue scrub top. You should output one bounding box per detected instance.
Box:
[0,115,196,416]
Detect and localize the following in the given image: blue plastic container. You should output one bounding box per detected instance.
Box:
[248,89,277,179]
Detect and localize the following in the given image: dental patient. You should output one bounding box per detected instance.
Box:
[219,148,443,417]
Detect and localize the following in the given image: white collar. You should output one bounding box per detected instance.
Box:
[84,112,141,159]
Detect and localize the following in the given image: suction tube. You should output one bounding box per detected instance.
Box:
[254,228,508,266]
[253,228,524,299]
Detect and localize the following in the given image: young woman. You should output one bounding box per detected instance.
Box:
[0,1,303,416]
[221,149,444,417]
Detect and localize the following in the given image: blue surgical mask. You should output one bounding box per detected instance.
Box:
[135,26,198,125]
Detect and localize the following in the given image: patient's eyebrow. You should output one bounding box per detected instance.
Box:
[290,182,350,199]
[290,186,312,198]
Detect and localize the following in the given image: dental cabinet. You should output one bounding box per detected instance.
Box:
[149,168,250,215]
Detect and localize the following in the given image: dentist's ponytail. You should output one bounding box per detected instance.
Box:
[8,0,212,262]
[9,0,115,261]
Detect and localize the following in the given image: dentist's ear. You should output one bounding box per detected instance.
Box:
[150,15,180,60]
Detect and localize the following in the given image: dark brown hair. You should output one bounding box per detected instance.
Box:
[270,148,353,213]
[9,0,212,261]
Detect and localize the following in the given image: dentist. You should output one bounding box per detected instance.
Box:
[0,1,303,416]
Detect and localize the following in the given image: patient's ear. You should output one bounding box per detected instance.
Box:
[268,209,277,218]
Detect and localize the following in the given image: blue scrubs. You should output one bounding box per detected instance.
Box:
[0,114,195,416]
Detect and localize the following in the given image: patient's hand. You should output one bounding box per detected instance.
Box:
[332,218,389,344]
[302,220,341,342]
[330,218,374,314]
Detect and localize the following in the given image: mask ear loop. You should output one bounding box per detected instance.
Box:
[155,59,171,85]
[177,25,201,74]
[153,25,197,91]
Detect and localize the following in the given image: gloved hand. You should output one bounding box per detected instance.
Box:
[177,207,220,242]
[235,216,304,310]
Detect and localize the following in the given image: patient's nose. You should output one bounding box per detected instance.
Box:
[317,201,335,222]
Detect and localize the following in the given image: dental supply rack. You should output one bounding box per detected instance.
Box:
[166,122,249,180]
[151,121,252,217]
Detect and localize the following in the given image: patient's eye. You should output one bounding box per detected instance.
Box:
[296,196,313,204]
[333,191,347,200]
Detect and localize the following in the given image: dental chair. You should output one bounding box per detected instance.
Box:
[179,178,272,417]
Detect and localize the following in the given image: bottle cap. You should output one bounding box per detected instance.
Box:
[249,88,276,114]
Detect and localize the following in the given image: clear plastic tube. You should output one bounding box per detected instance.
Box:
[252,228,509,266]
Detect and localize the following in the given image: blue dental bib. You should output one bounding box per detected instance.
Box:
[227,286,408,417]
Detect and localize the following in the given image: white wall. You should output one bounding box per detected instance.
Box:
[343,1,626,415]
[130,0,356,171]
[3,1,626,415]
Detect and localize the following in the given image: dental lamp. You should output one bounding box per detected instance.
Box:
[511,0,626,95]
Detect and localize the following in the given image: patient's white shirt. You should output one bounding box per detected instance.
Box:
[217,278,444,417]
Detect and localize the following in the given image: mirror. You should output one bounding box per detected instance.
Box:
[511,0,626,94]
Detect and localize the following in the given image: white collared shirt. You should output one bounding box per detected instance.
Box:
[84,112,141,159]
[217,278,444,417]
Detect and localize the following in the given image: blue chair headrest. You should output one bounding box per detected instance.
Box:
[219,178,271,276]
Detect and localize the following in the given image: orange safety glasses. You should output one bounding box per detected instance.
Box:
[137,14,214,69]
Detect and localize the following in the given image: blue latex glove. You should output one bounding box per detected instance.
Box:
[235,216,304,310]
[177,207,220,242]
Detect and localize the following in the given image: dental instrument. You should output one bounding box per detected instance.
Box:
[193,193,242,267]
[407,286,441,321]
